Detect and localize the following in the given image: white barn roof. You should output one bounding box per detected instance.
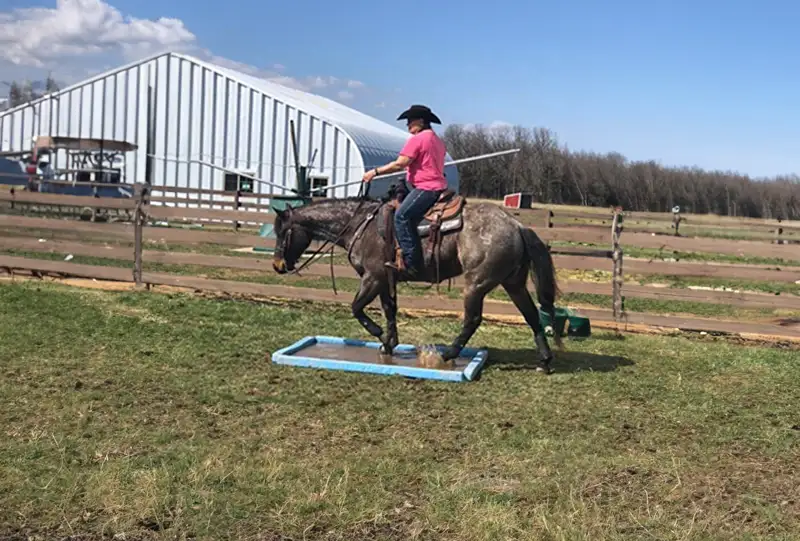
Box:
[182,53,421,171]
[185,54,414,167]
[0,51,459,196]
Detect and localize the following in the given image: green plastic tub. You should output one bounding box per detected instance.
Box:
[540,306,591,338]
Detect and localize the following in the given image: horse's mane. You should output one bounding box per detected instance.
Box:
[303,195,380,206]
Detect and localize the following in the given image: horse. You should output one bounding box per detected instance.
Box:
[271,187,563,373]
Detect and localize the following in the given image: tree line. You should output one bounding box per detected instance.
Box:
[2,76,60,110]
[442,124,800,220]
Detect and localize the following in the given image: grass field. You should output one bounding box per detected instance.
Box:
[2,281,799,540]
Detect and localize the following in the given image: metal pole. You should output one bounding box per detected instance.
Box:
[148,155,291,193]
[148,147,522,196]
[309,148,522,194]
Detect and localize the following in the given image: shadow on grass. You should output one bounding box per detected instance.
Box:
[485,347,634,374]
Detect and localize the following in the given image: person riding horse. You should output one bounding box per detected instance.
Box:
[362,105,447,279]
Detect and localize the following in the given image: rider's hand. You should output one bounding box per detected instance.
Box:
[362,168,378,183]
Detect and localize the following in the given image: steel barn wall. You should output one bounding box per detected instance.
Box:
[0,52,460,203]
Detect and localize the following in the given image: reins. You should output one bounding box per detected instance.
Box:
[287,181,373,295]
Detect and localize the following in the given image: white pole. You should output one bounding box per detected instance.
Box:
[150,147,522,196]
[309,148,521,194]
[149,154,292,192]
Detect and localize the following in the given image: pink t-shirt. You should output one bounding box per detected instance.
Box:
[399,129,447,191]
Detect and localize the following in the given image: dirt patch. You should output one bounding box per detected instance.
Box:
[776,317,800,328]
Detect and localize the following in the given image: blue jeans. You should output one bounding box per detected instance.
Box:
[394,187,442,270]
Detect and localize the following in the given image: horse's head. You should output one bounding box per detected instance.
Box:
[272,205,312,274]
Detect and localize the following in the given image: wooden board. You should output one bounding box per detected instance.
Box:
[148,196,275,212]
[3,209,799,260]
[539,227,800,260]
[1,243,799,312]
[0,191,138,210]
[145,204,270,223]
[525,204,800,230]
[2,235,799,286]
[0,214,262,247]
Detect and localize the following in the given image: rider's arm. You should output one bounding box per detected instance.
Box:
[375,155,411,176]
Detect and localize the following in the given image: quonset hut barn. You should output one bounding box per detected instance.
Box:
[0,51,459,203]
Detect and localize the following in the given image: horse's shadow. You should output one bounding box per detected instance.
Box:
[483,347,634,374]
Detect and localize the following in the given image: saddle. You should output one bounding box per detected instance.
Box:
[378,184,466,280]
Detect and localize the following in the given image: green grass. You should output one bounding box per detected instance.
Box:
[1,282,799,540]
[3,248,799,323]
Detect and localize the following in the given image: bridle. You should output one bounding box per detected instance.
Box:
[280,181,374,294]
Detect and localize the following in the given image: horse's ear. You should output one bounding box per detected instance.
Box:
[273,205,293,219]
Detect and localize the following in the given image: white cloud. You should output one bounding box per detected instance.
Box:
[460,121,515,133]
[199,53,355,94]
[309,75,339,89]
[200,52,307,90]
[0,0,374,102]
[375,101,387,108]
[0,0,196,68]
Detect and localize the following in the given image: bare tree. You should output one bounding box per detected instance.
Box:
[442,122,800,220]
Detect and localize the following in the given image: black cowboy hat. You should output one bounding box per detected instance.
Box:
[397,104,441,124]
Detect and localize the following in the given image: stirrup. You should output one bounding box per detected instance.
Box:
[385,261,418,279]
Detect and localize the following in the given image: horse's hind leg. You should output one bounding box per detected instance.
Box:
[501,267,554,373]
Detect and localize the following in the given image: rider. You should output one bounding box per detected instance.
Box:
[362,104,447,279]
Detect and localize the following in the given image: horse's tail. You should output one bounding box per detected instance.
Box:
[519,226,563,345]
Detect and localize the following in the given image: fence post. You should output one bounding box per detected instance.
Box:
[611,208,624,322]
[672,206,682,236]
[775,225,784,245]
[133,182,148,288]
[234,189,241,231]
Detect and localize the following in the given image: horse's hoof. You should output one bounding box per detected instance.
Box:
[379,343,392,355]
[536,363,553,374]
[440,345,461,362]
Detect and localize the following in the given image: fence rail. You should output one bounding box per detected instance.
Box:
[3,189,800,260]
[1,185,800,327]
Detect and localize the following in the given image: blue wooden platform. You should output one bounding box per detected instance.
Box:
[271,335,489,382]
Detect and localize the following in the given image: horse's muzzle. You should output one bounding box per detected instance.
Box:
[273,259,288,274]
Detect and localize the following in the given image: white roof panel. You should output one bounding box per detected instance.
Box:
[176,53,415,169]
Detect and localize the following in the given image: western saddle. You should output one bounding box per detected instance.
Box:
[379,186,466,277]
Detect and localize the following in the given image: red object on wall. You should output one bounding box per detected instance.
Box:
[504,193,521,208]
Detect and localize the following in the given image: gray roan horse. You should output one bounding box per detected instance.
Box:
[271,188,562,373]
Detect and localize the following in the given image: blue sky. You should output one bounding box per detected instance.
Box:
[2,0,799,178]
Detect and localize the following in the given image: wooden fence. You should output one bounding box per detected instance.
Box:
[2,183,800,326]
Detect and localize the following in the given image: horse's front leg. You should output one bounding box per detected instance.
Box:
[352,274,383,340]
[440,279,495,362]
[378,287,399,355]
